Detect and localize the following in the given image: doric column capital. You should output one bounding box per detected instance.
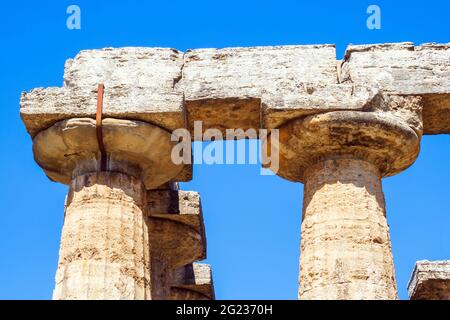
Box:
[32,117,183,189]
[265,108,421,182]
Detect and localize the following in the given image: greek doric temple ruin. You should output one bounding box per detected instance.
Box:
[20,42,450,300]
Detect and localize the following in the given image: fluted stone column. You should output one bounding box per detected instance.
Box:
[263,109,421,300]
[300,159,396,299]
[32,117,184,299]
[54,172,150,299]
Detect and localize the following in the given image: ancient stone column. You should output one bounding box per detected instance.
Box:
[263,109,421,300]
[54,172,150,299]
[146,188,214,300]
[32,118,184,299]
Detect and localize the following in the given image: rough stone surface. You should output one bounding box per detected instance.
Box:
[363,94,424,137]
[181,45,337,135]
[32,118,184,189]
[341,43,450,95]
[21,48,184,138]
[53,172,150,300]
[21,43,450,140]
[421,93,450,134]
[54,176,212,300]
[169,263,215,300]
[341,43,450,134]
[20,42,450,301]
[146,189,209,300]
[408,260,450,300]
[263,110,420,183]
[147,190,206,267]
[265,108,420,300]
[262,84,379,130]
[299,159,397,300]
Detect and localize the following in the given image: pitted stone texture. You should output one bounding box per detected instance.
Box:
[408,260,450,300]
[422,93,450,134]
[169,263,215,300]
[21,43,450,138]
[341,43,450,134]
[32,118,184,189]
[341,43,450,94]
[20,48,184,137]
[148,189,203,216]
[182,45,337,135]
[147,190,208,299]
[262,84,379,129]
[299,159,397,300]
[53,172,151,300]
[263,111,420,182]
[363,94,424,137]
[147,190,206,267]
[63,48,183,89]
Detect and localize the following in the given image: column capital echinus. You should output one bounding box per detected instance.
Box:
[263,94,423,182]
[32,117,183,190]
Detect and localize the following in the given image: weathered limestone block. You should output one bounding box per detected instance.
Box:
[341,43,450,94]
[262,110,420,299]
[169,263,215,300]
[341,43,450,134]
[20,42,450,301]
[63,48,182,89]
[181,45,338,135]
[147,189,210,299]
[408,260,450,300]
[362,94,423,137]
[53,172,150,300]
[20,48,185,138]
[262,84,379,130]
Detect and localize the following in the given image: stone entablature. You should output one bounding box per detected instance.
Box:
[21,43,450,140]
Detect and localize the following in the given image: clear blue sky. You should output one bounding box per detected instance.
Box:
[0,0,449,300]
